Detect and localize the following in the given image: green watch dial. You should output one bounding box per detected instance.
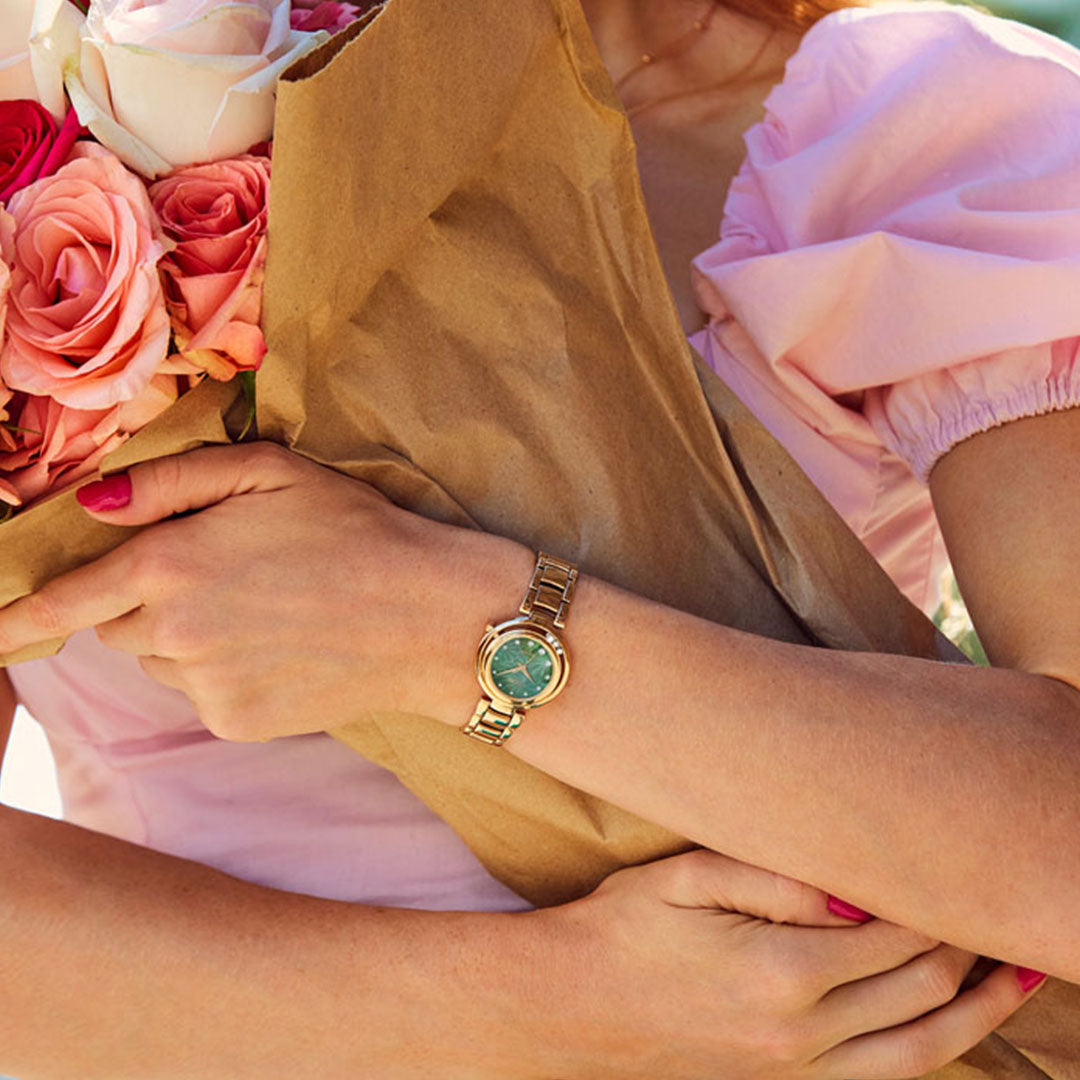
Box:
[490,635,556,701]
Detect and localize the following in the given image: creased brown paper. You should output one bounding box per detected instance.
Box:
[259,0,1079,1074]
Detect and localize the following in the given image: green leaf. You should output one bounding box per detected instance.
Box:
[237,371,257,441]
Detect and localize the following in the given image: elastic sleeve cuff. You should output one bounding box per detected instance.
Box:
[866,339,1080,481]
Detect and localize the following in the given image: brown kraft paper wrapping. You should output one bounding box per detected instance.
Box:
[258,0,1080,1074]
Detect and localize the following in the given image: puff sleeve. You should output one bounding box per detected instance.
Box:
[693,1,1080,485]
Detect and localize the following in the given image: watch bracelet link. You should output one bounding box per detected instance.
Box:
[462,699,524,746]
[519,551,578,629]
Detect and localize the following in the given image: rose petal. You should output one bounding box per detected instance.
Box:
[70,2,324,175]
[29,0,86,121]
[0,0,38,104]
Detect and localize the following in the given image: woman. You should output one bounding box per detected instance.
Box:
[0,0,1071,1074]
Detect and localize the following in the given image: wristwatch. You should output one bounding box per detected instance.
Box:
[463,551,578,746]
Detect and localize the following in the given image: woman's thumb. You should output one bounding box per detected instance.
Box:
[75,442,298,525]
[662,850,864,928]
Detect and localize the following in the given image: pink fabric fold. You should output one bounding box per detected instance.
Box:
[693,1,1080,611]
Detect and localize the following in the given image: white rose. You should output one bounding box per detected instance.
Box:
[0,0,83,119]
[62,0,326,177]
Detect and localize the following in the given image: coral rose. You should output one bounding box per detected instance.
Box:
[0,144,171,410]
[0,374,178,508]
[64,0,325,177]
[149,153,270,379]
[0,99,82,204]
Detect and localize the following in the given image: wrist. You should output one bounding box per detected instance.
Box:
[423,523,536,726]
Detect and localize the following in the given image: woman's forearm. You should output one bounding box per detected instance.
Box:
[0,803,566,1080]
[460,542,1080,978]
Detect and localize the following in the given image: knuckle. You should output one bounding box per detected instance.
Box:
[146,611,195,657]
[245,440,292,474]
[916,952,964,1006]
[668,848,720,888]
[130,539,189,592]
[199,699,256,743]
[768,873,818,924]
[757,950,814,1007]
[147,453,186,507]
[970,983,1014,1031]
[752,1022,812,1066]
[23,590,66,636]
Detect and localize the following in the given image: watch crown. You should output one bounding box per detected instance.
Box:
[485,623,494,632]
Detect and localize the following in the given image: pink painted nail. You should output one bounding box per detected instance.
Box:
[827,896,874,923]
[76,473,132,512]
[1017,968,1047,993]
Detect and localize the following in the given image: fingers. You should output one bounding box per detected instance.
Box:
[796,919,939,988]
[819,962,1043,1079]
[658,849,852,927]
[76,442,303,526]
[0,543,144,654]
[817,944,977,1044]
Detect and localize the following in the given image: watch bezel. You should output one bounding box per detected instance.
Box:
[476,616,569,708]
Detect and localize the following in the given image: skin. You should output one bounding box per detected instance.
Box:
[12,425,1074,982]
[1,681,1025,1080]
[0,1,1059,1073]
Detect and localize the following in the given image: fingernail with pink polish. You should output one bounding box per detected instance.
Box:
[1017,968,1047,993]
[827,896,874,923]
[76,474,132,512]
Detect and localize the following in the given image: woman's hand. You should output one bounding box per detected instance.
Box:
[0,442,527,738]
[545,849,1038,1080]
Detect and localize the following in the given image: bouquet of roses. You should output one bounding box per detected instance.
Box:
[0,0,372,515]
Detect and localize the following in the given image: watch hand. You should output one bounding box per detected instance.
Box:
[495,663,529,678]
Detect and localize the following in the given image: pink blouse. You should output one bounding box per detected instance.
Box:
[11,1,1080,904]
[691,1,1080,613]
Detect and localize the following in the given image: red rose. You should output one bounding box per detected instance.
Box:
[0,100,82,205]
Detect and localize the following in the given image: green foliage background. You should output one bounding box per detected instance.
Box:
[978,0,1080,43]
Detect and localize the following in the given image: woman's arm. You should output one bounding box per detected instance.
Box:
[506,409,1080,977]
[3,423,1077,978]
[498,410,1080,978]
[0,801,549,1080]
[0,803,1019,1080]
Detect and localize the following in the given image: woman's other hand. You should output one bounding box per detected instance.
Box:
[543,849,1037,1080]
[0,442,522,738]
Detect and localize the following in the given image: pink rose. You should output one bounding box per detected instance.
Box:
[0,144,171,410]
[0,373,178,507]
[289,1,364,34]
[149,153,270,379]
[0,100,82,204]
